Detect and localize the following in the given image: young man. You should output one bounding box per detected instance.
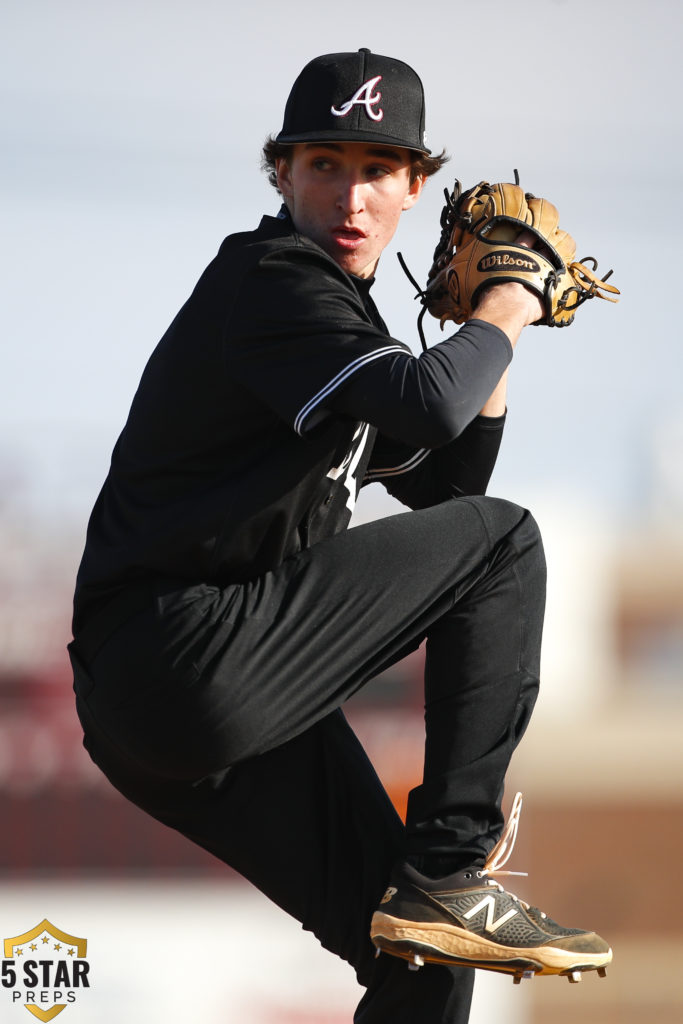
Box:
[69,49,610,1023]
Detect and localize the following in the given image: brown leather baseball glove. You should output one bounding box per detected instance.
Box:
[421,172,619,332]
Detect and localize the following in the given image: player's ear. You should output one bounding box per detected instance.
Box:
[276,157,294,200]
[402,173,424,211]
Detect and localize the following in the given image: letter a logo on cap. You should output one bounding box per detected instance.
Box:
[331,76,383,121]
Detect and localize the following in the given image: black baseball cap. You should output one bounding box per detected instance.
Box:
[276,48,431,155]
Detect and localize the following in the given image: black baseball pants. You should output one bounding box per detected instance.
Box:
[70,494,546,1023]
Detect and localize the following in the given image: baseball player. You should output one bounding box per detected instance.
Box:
[69,49,611,1023]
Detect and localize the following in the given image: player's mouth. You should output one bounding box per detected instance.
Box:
[330,226,368,250]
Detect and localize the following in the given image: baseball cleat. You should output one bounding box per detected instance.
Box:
[370,793,612,984]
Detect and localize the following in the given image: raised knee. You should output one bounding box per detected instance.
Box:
[465,496,545,575]
[459,495,532,540]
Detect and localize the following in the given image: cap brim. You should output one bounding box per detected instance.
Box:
[275,128,431,155]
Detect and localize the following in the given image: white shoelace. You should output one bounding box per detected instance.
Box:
[477,792,547,916]
[483,791,527,878]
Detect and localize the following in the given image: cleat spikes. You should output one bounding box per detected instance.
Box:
[407,953,425,971]
[568,971,582,983]
[597,967,607,978]
[374,948,381,959]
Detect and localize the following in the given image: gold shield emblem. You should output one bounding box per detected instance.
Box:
[3,920,88,1022]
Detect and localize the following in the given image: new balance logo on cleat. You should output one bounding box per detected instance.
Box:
[379,886,398,905]
[463,894,519,934]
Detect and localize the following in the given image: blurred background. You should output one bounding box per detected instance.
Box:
[1,0,682,1020]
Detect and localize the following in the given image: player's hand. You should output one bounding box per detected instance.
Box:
[472,281,543,333]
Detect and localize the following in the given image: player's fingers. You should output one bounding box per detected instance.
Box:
[515,227,554,264]
[515,229,536,249]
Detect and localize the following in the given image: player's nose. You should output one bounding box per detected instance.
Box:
[336,175,365,215]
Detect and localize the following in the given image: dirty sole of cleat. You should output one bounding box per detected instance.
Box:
[371,912,613,978]
[373,932,545,978]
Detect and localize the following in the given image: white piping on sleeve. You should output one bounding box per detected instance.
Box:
[293,345,406,436]
[365,448,430,481]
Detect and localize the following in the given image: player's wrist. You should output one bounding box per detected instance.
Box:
[472,282,543,336]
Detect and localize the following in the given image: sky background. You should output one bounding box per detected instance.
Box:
[2,0,682,536]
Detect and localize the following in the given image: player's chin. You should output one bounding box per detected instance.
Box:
[331,246,377,279]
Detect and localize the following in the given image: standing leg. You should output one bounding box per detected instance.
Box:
[74,691,474,1023]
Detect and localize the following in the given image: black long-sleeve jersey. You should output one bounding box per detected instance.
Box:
[73,209,512,631]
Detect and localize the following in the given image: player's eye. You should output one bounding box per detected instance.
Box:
[366,165,391,179]
[311,157,333,172]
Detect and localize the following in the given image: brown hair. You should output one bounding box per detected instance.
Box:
[261,135,449,193]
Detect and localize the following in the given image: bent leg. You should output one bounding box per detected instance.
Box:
[76,495,545,866]
[72,494,546,1020]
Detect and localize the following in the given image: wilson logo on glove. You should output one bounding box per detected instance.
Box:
[477,252,541,273]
